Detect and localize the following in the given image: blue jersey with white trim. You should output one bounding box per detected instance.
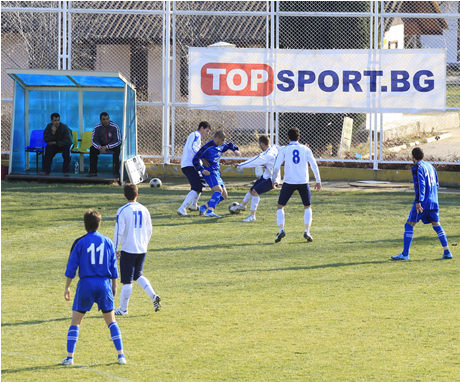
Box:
[65,231,118,280]
[193,140,239,172]
[412,160,439,210]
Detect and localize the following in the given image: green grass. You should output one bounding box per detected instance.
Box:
[2,180,460,381]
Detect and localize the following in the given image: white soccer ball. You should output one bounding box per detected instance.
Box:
[150,178,162,188]
[228,202,241,214]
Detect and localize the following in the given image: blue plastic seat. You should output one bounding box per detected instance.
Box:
[25,129,46,173]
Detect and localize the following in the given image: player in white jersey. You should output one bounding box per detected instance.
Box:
[231,135,281,222]
[177,121,211,216]
[113,184,161,315]
[271,127,321,243]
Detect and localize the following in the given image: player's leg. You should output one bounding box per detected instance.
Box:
[115,251,135,315]
[392,207,418,260]
[61,145,72,175]
[133,253,161,312]
[103,311,126,364]
[298,184,313,241]
[237,177,264,213]
[111,145,121,175]
[275,183,295,242]
[205,184,224,217]
[431,216,452,259]
[243,178,274,222]
[62,310,85,365]
[178,167,203,215]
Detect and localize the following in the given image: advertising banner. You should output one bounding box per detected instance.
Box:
[188,48,446,113]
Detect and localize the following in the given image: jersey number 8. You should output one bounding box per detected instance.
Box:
[292,149,300,164]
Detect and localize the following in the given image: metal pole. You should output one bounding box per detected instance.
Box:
[171,2,176,157]
[373,0,379,170]
[68,1,72,69]
[62,0,67,70]
[58,1,62,69]
[121,84,128,183]
[162,1,171,164]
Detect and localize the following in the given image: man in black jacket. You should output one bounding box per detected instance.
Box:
[87,112,122,177]
[40,113,74,176]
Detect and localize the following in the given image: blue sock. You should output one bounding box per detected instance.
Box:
[118,354,125,359]
[208,192,222,209]
[67,325,79,354]
[402,223,414,256]
[218,195,225,204]
[432,225,449,248]
[444,249,451,255]
[108,322,123,352]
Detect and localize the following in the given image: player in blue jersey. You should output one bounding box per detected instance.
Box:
[62,209,126,365]
[392,148,452,261]
[192,130,241,217]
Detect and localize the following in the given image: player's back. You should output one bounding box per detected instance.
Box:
[114,202,152,254]
[181,131,201,168]
[280,142,312,184]
[66,232,117,279]
[412,160,439,210]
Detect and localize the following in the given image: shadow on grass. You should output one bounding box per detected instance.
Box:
[1,313,149,327]
[232,259,420,273]
[1,362,118,375]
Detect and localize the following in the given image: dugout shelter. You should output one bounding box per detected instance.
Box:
[6,69,137,183]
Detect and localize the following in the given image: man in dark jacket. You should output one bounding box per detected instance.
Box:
[87,112,122,177]
[40,113,74,176]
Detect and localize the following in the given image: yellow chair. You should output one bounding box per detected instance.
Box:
[70,130,78,153]
[75,131,93,153]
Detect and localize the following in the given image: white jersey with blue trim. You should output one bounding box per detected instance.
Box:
[237,145,280,182]
[113,202,152,254]
[272,142,321,185]
[181,131,202,168]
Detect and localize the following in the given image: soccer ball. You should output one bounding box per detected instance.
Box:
[150,178,162,188]
[228,201,241,214]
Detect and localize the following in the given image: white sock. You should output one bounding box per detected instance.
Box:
[191,192,201,208]
[304,208,312,228]
[250,196,260,211]
[276,209,285,229]
[180,190,197,209]
[120,284,133,311]
[136,276,156,301]
[243,192,252,204]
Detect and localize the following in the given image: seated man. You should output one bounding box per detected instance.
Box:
[87,112,122,177]
[40,112,74,176]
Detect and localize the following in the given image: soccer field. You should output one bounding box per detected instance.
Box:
[2,180,459,382]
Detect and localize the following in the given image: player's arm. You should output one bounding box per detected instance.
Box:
[271,149,285,184]
[64,277,73,301]
[235,153,266,169]
[307,150,322,191]
[415,167,426,212]
[113,212,126,257]
[193,143,209,172]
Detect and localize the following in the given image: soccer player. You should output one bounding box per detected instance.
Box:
[231,135,280,222]
[62,209,126,365]
[177,121,211,216]
[271,127,321,243]
[392,147,452,261]
[113,183,161,315]
[192,130,241,217]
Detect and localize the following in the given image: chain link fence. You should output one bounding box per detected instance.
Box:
[2,1,460,166]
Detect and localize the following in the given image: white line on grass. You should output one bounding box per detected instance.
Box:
[2,197,182,243]
[2,351,135,382]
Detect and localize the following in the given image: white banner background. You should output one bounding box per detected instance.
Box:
[188,48,446,113]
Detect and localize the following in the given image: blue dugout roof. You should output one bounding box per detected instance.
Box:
[6,69,133,89]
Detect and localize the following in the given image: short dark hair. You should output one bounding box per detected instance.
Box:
[198,121,211,131]
[412,147,424,161]
[214,130,225,139]
[51,113,60,120]
[100,112,109,119]
[84,209,101,232]
[288,128,300,141]
[124,183,138,200]
[258,135,269,146]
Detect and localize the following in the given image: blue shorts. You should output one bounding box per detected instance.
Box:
[251,176,274,195]
[182,166,205,193]
[407,206,440,224]
[203,171,225,189]
[72,277,114,312]
[278,183,311,206]
[119,251,146,284]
